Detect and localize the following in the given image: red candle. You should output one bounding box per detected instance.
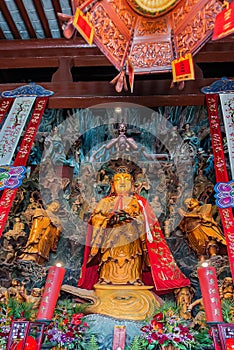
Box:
[36,264,66,321]
[197,264,223,323]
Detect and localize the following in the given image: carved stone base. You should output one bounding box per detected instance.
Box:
[61,283,163,321]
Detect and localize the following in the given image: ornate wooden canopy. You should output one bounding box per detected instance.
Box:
[0,0,234,108]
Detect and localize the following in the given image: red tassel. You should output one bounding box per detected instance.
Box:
[110,71,128,93]
[57,13,75,39]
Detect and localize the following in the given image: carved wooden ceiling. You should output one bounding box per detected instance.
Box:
[0,0,234,108]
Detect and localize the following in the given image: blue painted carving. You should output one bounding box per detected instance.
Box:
[201,77,234,94]
[1,82,54,98]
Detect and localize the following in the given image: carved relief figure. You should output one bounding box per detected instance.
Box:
[178,198,227,259]
[1,217,27,263]
[220,277,234,301]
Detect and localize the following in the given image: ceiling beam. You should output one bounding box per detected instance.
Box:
[0,78,218,108]
[1,37,234,70]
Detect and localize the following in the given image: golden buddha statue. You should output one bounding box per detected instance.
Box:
[78,161,190,292]
[20,201,62,265]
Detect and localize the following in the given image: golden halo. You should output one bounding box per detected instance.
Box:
[126,0,182,17]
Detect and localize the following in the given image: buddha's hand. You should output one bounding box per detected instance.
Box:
[108,210,133,226]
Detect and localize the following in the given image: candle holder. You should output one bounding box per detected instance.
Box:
[210,324,223,350]
[6,321,45,350]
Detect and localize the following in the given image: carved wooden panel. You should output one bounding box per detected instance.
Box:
[86,0,136,70]
[173,0,223,56]
[129,16,172,73]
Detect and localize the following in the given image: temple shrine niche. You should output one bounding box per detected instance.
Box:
[0,0,234,347]
[0,91,233,348]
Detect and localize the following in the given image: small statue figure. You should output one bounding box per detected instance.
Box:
[20,287,43,316]
[174,286,194,320]
[187,297,206,328]
[178,198,227,259]
[193,169,214,202]
[5,279,26,303]
[20,201,62,265]
[23,194,42,224]
[181,123,195,140]
[220,277,234,301]
[0,286,7,304]
[134,168,150,198]
[1,235,15,264]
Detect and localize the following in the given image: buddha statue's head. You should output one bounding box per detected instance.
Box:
[113,171,133,195]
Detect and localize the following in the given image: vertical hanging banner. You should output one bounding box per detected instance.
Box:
[0,84,53,237]
[0,98,13,125]
[0,96,36,166]
[201,80,234,279]
[219,93,234,179]
[212,1,234,40]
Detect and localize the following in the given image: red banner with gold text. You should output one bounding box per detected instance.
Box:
[206,93,234,278]
[0,97,48,236]
[212,1,234,41]
[0,98,13,125]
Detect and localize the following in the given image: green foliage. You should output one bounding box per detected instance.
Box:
[54,299,90,319]
[128,335,150,350]
[221,299,234,323]
[7,297,34,320]
[85,334,99,350]
[150,299,179,322]
[192,329,213,349]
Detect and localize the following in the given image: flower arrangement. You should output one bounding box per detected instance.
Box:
[0,298,35,348]
[141,312,196,349]
[0,298,95,350]
[2,296,234,349]
[139,302,213,350]
[44,300,92,349]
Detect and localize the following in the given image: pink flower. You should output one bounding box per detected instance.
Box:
[158,335,169,344]
[71,319,81,326]
[63,318,69,325]
[71,313,84,325]
[153,312,163,321]
[173,337,181,343]
[73,313,84,319]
